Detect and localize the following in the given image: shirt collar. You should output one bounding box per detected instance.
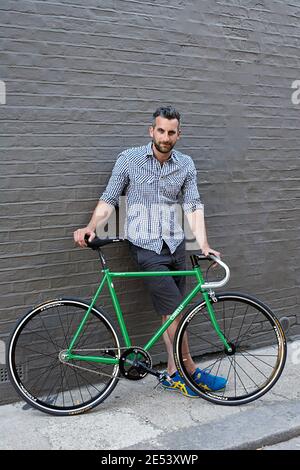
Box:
[145,141,180,163]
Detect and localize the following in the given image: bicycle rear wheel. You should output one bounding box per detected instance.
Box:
[7,299,121,415]
[174,292,286,405]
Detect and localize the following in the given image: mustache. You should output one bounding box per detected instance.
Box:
[153,141,175,152]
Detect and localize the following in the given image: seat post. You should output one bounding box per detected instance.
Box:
[97,249,107,269]
[190,254,199,268]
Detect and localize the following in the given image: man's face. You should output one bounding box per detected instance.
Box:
[149,116,181,154]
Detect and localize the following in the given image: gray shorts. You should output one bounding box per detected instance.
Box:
[129,240,187,316]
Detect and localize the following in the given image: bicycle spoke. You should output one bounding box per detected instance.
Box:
[236,350,269,380]
[226,302,237,341]
[227,356,249,395]
[236,347,277,369]
[186,329,222,350]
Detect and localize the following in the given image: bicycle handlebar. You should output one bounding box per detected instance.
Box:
[199,254,230,290]
[84,234,124,249]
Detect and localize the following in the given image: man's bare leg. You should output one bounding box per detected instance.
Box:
[162,315,196,376]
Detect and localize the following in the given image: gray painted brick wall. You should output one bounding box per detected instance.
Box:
[0,0,299,404]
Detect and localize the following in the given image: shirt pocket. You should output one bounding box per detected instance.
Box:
[134,172,156,185]
[130,172,156,199]
[164,175,185,198]
[133,172,156,192]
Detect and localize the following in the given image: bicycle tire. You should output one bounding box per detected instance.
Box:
[174,292,286,405]
[7,298,121,416]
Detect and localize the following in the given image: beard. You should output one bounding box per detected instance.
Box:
[152,139,175,154]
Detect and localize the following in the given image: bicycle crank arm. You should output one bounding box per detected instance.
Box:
[134,360,162,378]
[134,361,174,383]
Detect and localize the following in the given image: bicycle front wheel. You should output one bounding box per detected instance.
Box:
[174,292,286,405]
[7,299,121,415]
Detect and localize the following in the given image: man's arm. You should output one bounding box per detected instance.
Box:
[185,208,220,258]
[74,152,129,247]
[181,160,220,258]
[73,200,115,247]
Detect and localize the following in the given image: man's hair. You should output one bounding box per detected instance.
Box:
[152,106,181,127]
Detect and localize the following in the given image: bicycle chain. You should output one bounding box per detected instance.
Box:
[59,347,134,381]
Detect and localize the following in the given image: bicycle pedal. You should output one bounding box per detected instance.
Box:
[157,372,174,386]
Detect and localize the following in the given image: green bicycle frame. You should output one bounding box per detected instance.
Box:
[66,265,231,365]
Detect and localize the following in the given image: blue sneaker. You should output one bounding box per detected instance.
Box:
[192,368,227,392]
[160,371,200,398]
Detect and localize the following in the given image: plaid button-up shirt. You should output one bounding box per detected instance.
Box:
[100,142,204,254]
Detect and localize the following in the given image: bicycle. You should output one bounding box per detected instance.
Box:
[7,236,287,416]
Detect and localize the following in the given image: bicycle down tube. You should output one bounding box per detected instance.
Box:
[66,265,232,365]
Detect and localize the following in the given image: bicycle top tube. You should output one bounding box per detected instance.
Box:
[84,235,230,290]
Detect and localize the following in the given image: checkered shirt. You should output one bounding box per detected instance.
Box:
[100,142,204,254]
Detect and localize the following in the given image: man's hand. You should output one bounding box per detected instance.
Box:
[201,245,221,258]
[73,227,96,248]
[200,244,221,267]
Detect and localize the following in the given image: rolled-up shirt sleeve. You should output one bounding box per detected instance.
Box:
[181,162,204,213]
[99,152,129,207]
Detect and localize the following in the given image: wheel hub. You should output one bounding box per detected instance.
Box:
[224,342,236,356]
[58,350,69,362]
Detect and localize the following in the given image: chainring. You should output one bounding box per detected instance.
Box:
[119,347,152,380]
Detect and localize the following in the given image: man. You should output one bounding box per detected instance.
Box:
[74,106,226,397]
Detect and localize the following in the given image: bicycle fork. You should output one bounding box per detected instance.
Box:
[195,269,233,354]
[205,292,233,353]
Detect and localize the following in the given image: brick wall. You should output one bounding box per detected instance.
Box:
[0,0,299,403]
